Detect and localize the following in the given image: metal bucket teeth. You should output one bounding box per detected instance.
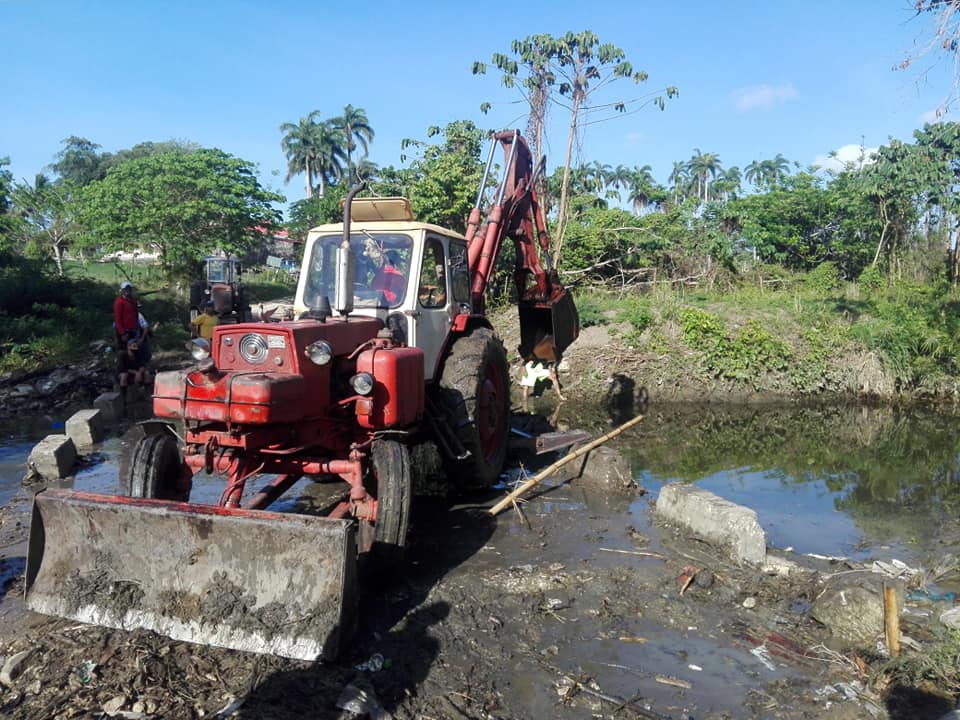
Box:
[25,489,356,661]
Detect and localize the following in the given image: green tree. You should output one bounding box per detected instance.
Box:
[0,157,16,254]
[11,176,80,276]
[49,136,106,186]
[81,149,284,279]
[280,112,347,199]
[474,30,678,264]
[472,33,558,164]
[686,148,723,202]
[396,121,485,232]
[333,104,374,183]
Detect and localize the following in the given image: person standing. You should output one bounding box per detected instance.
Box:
[113,282,139,349]
[191,300,219,340]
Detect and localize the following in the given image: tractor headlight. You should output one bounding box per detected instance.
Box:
[305,340,333,366]
[190,338,211,361]
[350,372,375,396]
[239,333,269,364]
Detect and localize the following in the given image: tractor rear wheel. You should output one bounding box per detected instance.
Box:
[438,328,510,489]
[358,439,411,566]
[126,433,191,501]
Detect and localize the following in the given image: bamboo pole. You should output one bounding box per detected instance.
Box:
[489,414,645,517]
[883,584,900,658]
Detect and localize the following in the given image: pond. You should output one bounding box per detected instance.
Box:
[3,403,960,569]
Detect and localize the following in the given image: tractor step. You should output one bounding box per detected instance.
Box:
[25,489,356,661]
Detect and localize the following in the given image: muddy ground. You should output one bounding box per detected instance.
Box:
[2,409,956,720]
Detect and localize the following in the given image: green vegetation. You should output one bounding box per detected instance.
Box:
[571,269,960,396]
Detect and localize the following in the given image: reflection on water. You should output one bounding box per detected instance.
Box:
[3,403,960,563]
[593,403,960,561]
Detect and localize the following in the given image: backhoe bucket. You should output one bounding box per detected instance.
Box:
[518,289,580,361]
[25,489,356,661]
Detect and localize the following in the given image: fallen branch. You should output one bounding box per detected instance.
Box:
[599,548,666,560]
[489,414,645,516]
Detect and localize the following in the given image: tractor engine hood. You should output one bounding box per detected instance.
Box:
[154,318,383,425]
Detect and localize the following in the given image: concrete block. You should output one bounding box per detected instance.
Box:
[65,408,105,447]
[656,483,767,565]
[28,434,77,480]
[93,391,123,422]
[554,445,635,492]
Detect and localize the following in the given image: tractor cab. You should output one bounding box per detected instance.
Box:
[295,198,472,382]
[190,255,250,322]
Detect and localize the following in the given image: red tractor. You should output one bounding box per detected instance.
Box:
[25,131,579,660]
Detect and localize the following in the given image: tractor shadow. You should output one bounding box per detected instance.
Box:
[235,494,496,718]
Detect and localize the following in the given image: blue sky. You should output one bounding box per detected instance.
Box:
[2,0,955,207]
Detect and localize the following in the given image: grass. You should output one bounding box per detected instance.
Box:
[571,270,960,395]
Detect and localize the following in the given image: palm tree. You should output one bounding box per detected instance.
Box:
[627,164,656,214]
[333,105,375,182]
[767,153,790,186]
[744,159,764,190]
[280,111,324,199]
[713,166,742,201]
[312,121,348,197]
[686,149,722,203]
[668,161,687,205]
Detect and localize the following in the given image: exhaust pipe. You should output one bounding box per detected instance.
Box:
[334,182,367,317]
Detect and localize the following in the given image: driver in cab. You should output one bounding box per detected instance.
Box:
[364,240,405,304]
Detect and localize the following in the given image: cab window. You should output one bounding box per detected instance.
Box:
[419,238,447,308]
[449,240,470,304]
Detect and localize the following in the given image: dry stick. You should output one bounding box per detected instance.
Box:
[489,414,645,516]
[884,584,900,658]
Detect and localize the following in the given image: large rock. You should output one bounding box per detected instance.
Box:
[656,483,767,565]
[28,434,77,480]
[65,408,105,447]
[811,584,887,646]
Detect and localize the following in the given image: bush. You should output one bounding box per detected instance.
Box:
[804,261,841,293]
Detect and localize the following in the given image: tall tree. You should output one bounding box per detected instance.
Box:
[0,157,16,253]
[668,161,687,205]
[311,120,348,197]
[280,111,322,199]
[473,33,558,164]
[279,111,348,199]
[81,149,283,279]
[333,104,374,182]
[474,30,677,265]
[686,149,722,203]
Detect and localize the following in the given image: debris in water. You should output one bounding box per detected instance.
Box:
[742,596,757,609]
[750,645,777,671]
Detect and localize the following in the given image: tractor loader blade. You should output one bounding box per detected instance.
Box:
[25,489,356,661]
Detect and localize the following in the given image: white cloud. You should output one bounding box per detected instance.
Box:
[731,83,799,112]
[813,144,878,173]
[625,131,645,145]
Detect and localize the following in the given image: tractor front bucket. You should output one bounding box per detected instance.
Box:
[518,288,580,361]
[25,489,356,661]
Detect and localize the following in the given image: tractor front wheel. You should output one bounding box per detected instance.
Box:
[438,328,510,489]
[126,433,191,501]
[357,439,411,566]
